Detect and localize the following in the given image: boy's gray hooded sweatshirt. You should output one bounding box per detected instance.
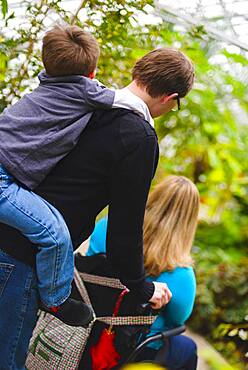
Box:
[0,71,115,189]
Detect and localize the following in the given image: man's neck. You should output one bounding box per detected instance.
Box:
[127,81,149,105]
[126,81,153,109]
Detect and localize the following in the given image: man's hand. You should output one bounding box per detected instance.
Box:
[149,282,172,310]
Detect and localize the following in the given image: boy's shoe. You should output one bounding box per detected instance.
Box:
[40,298,94,327]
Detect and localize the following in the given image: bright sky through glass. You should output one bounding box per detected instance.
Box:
[5,0,248,48]
[158,0,248,45]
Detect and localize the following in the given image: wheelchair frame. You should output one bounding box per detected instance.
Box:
[74,253,187,368]
[122,325,186,365]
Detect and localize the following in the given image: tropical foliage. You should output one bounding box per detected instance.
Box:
[0,1,247,368]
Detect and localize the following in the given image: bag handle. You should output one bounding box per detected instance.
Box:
[79,272,126,290]
[97,315,156,326]
[74,268,92,306]
[74,269,157,327]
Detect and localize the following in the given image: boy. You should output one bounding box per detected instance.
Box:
[0,24,152,327]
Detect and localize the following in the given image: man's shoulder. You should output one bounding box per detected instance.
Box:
[90,108,157,141]
[90,108,158,156]
[119,109,155,136]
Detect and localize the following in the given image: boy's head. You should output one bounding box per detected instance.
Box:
[42,25,100,77]
[132,48,194,117]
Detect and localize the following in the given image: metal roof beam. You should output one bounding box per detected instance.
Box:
[154,1,248,52]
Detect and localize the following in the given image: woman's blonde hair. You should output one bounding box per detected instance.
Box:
[143,176,200,276]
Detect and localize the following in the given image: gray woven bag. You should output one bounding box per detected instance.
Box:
[26,269,156,370]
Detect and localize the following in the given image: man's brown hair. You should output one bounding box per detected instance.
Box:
[42,25,100,77]
[132,48,194,98]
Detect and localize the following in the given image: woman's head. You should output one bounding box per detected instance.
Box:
[144,176,200,276]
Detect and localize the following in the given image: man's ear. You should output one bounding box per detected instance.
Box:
[88,70,97,79]
[160,93,178,105]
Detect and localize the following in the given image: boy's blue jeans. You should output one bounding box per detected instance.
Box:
[0,249,39,370]
[0,164,74,307]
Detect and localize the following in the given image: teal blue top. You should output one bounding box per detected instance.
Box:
[87,217,196,349]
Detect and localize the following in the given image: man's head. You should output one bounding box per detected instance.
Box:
[42,25,100,77]
[131,48,194,117]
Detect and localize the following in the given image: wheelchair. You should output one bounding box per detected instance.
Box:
[73,253,185,369]
[26,253,185,369]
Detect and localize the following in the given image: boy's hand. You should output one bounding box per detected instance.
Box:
[149,282,172,310]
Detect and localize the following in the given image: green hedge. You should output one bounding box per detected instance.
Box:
[190,241,248,369]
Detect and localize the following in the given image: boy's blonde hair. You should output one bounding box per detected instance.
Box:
[143,176,200,276]
[42,25,100,77]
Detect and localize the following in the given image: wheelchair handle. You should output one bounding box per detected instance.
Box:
[160,325,186,339]
[122,325,186,364]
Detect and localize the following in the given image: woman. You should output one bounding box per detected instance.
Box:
[87,176,200,370]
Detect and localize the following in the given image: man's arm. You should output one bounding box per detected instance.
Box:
[106,133,158,302]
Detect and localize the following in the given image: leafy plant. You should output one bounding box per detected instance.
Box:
[0,0,8,18]
[190,247,248,368]
[0,0,247,366]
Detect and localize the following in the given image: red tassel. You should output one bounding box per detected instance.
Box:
[90,289,129,370]
[90,328,121,370]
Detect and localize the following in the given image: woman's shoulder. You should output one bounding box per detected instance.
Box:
[148,266,196,295]
[153,266,195,282]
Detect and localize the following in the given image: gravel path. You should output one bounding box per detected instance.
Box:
[186,330,234,370]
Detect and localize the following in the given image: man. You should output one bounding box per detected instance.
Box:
[0,47,194,369]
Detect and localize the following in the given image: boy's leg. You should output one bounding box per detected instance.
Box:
[0,249,39,370]
[0,176,93,327]
[0,174,73,307]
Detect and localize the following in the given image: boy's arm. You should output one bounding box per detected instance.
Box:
[106,132,159,302]
[83,78,115,109]
[83,80,154,126]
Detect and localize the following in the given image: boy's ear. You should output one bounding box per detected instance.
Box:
[160,93,178,105]
[88,70,97,79]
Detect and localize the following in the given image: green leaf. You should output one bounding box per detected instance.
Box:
[1,0,8,18]
[223,50,248,66]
